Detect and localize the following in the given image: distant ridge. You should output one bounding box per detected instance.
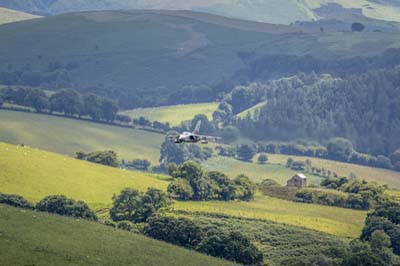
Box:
[1,0,400,24]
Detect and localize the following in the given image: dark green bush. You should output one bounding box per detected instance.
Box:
[36,195,97,221]
[0,193,34,209]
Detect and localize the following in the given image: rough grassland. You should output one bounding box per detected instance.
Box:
[175,194,367,239]
[203,156,322,184]
[268,153,400,189]
[0,142,168,210]
[0,110,163,163]
[121,102,219,126]
[0,205,230,266]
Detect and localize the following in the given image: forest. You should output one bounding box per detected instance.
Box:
[217,67,400,160]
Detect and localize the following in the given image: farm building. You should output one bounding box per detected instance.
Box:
[287,173,307,188]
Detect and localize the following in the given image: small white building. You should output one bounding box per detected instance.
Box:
[287,173,307,188]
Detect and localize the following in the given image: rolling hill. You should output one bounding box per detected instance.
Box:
[2,10,400,108]
[0,205,230,266]
[175,194,366,239]
[120,102,218,126]
[2,0,400,25]
[0,141,168,210]
[267,153,400,189]
[0,141,367,240]
[0,110,163,163]
[0,7,39,24]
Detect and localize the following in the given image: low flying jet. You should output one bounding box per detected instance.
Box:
[170,121,221,144]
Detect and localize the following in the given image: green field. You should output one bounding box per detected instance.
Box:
[0,142,167,210]
[0,205,229,266]
[0,110,163,163]
[387,190,400,202]
[178,213,347,266]
[267,153,400,189]
[175,194,367,239]
[236,101,267,118]
[203,156,323,184]
[121,102,219,126]
[0,7,38,25]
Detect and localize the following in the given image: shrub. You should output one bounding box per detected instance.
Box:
[0,193,34,209]
[168,179,194,200]
[258,153,268,164]
[144,216,263,265]
[36,195,97,221]
[117,221,133,231]
[110,188,171,223]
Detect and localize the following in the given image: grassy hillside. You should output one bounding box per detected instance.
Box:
[236,100,267,118]
[0,7,38,24]
[0,110,163,163]
[0,205,230,266]
[121,102,218,126]
[268,153,400,189]
[1,9,400,102]
[179,213,347,266]
[0,142,168,209]
[175,194,367,239]
[203,156,322,184]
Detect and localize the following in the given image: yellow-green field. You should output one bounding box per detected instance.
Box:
[267,153,400,189]
[175,194,367,239]
[0,142,368,239]
[0,110,163,163]
[120,102,219,126]
[0,205,230,266]
[236,101,267,118]
[0,7,39,25]
[0,142,168,210]
[203,156,322,184]
[387,190,400,202]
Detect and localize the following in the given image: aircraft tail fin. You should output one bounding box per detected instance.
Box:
[193,120,201,135]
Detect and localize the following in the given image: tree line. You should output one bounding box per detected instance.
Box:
[0,87,119,122]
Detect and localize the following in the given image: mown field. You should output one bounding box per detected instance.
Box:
[0,110,163,163]
[175,194,367,239]
[203,156,323,184]
[120,102,218,126]
[0,205,230,266]
[267,153,400,189]
[0,142,168,210]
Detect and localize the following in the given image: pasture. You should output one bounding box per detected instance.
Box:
[0,205,230,266]
[0,142,168,210]
[203,156,322,184]
[267,153,400,189]
[174,194,367,239]
[121,102,219,126]
[0,110,163,163]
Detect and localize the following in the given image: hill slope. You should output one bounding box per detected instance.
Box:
[0,7,38,24]
[1,10,400,108]
[0,110,163,163]
[0,141,168,209]
[121,102,218,126]
[1,0,400,24]
[0,205,230,266]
